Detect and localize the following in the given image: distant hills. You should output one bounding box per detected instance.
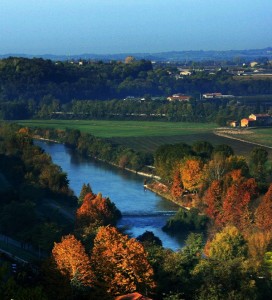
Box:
[1,47,272,62]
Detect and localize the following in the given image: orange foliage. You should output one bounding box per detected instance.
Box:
[91,226,155,296]
[228,169,243,183]
[18,127,29,135]
[204,180,223,224]
[52,234,95,286]
[246,231,272,263]
[171,170,183,198]
[180,158,203,192]
[255,184,272,231]
[221,177,258,230]
[76,192,118,229]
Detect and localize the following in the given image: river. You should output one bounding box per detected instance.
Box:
[36,141,187,250]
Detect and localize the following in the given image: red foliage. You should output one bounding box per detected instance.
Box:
[204,180,223,224]
[221,177,258,230]
[76,192,118,229]
[255,184,272,231]
[171,170,183,198]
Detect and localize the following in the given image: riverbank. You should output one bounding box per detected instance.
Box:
[145,181,190,209]
[35,140,184,250]
[34,137,184,209]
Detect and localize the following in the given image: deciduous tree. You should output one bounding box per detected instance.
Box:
[208,226,248,261]
[204,180,223,225]
[52,234,95,287]
[91,226,155,296]
[171,169,183,198]
[78,183,93,206]
[221,172,258,229]
[180,157,203,192]
[255,184,272,231]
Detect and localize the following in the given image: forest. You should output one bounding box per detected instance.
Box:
[1,57,272,124]
[1,122,272,299]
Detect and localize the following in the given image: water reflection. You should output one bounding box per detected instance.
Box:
[36,140,186,250]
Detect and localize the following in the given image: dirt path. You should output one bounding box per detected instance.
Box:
[214,130,272,150]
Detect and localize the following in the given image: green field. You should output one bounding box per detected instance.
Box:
[16,120,217,138]
[15,120,272,158]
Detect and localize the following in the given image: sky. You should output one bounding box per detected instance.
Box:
[0,0,272,55]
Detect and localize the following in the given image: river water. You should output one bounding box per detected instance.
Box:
[36,141,186,250]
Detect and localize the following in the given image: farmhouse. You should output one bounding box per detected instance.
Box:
[167,94,191,102]
[241,118,256,127]
[202,93,222,99]
[240,113,272,127]
[248,114,272,126]
[229,120,239,128]
[179,69,192,76]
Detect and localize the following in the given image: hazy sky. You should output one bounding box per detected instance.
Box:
[0,0,271,55]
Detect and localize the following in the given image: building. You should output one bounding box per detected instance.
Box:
[240,118,256,127]
[202,93,223,99]
[167,94,191,102]
[229,120,239,128]
[248,114,272,126]
[179,69,192,76]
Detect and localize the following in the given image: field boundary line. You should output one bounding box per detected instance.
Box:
[214,131,272,150]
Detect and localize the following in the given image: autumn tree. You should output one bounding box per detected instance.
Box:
[221,170,258,230]
[91,226,155,296]
[208,226,248,261]
[246,231,272,265]
[203,180,223,225]
[193,226,265,299]
[52,234,95,287]
[125,56,135,64]
[180,157,204,192]
[226,155,249,177]
[154,143,193,181]
[171,169,183,198]
[255,183,272,231]
[76,193,121,230]
[203,153,227,183]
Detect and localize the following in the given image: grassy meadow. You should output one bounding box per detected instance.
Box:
[16,120,217,138]
[16,120,272,158]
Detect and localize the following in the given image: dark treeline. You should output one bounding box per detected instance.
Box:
[0,123,77,253]
[32,127,153,172]
[60,98,256,126]
[1,57,272,122]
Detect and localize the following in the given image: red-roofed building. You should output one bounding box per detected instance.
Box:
[202,93,222,99]
[115,292,152,300]
[241,118,256,127]
[248,114,272,126]
[167,94,191,102]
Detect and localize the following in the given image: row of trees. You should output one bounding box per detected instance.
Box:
[1,57,272,123]
[33,127,153,172]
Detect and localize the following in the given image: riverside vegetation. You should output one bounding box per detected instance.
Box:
[1,55,272,299]
[1,122,272,299]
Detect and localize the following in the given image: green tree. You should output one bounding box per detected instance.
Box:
[249,147,268,182]
[78,183,93,206]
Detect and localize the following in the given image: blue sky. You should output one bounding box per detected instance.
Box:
[0,0,271,54]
